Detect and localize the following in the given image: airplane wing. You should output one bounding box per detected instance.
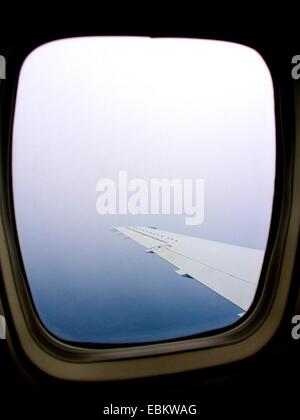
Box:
[116,226,265,311]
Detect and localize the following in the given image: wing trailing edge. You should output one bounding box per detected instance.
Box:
[115,226,264,311]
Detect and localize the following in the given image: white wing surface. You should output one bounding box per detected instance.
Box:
[116,226,264,311]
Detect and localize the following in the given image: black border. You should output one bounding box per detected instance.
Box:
[0,28,298,373]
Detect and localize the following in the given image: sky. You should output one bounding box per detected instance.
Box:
[11,37,276,343]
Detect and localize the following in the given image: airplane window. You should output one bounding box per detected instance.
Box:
[12,37,275,344]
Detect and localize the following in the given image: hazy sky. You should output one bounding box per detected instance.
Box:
[11,37,276,343]
[13,37,275,251]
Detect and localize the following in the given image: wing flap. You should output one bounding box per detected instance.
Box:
[153,246,255,310]
[116,226,264,311]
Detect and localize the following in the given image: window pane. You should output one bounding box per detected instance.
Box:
[12,37,275,344]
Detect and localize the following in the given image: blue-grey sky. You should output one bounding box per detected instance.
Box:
[11,38,276,343]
